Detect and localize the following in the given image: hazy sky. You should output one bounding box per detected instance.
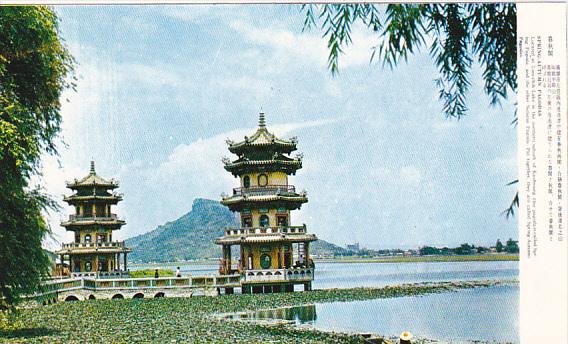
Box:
[42,5,517,250]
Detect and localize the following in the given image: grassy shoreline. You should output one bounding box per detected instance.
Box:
[129,254,519,268]
[0,280,516,343]
[317,254,519,264]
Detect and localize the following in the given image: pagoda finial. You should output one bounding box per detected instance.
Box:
[90,160,96,175]
[258,112,266,128]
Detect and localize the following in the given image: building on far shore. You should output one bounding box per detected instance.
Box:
[346,243,360,253]
[215,113,317,293]
[55,161,131,278]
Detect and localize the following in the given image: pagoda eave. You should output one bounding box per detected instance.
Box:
[63,195,123,205]
[66,182,119,190]
[228,143,297,156]
[214,233,317,245]
[61,219,125,225]
[224,161,301,176]
[221,196,307,212]
[55,247,132,255]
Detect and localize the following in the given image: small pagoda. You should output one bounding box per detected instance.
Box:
[215,113,317,293]
[56,161,131,278]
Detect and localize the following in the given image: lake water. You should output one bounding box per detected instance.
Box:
[134,260,519,342]
[134,260,518,289]
[313,260,518,289]
[239,285,519,343]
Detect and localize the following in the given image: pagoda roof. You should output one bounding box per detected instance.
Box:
[63,194,123,205]
[214,233,317,245]
[227,113,298,155]
[66,161,119,189]
[223,156,302,176]
[221,193,308,212]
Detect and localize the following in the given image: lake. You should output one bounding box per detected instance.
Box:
[312,260,518,289]
[134,260,518,289]
[237,284,519,343]
[134,260,519,342]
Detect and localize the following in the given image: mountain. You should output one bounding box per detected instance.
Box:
[125,198,346,263]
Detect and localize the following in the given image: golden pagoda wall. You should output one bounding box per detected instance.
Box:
[240,171,288,187]
[75,229,113,243]
[70,254,115,272]
[242,243,293,270]
[241,208,291,227]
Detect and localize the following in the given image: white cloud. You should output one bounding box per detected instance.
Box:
[399,166,422,186]
[486,156,517,176]
[151,116,342,187]
[228,20,376,72]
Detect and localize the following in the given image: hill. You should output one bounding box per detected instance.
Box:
[125,198,346,263]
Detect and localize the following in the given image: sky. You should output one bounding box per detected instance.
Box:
[41,5,518,250]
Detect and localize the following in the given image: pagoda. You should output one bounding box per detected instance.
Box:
[56,161,131,278]
[215,113,317,293]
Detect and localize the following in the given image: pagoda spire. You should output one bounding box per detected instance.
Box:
[90,161,96,175]
[258,112,266,128]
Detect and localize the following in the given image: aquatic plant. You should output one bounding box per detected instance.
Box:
[0,280,513,343]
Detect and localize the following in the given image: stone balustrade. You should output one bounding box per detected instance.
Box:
[224,225,306,237]
[61,241,126,249]
[231,185,296,196]
[243,267,314,283]
[68,213,119,221]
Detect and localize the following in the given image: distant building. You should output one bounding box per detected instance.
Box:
[56,161,131,278]
[215,113,317,293]
[346,243,360,252]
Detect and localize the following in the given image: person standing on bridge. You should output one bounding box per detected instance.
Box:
[176,267,181,277]
[154,269,159,279]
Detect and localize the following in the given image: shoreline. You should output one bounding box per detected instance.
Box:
[1,279,517,343]
[129,254,519,267]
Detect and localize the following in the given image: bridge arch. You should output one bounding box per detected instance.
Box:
[133,293,144,299]
[88,295,96,300]
[154,292,165,298]
[64,295,79,302]
[111,294,124,300]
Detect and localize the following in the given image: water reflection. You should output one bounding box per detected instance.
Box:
[239,305,317,324]
[231,285,518,343]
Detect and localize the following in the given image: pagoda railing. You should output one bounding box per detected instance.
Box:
[243,267,314,283]
[224,225,306,237]
[61,241,126,249]
[70,271,130,279]
[68,214,119,221]
[231,185,296,196]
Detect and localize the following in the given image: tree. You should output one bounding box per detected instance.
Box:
[419,246,440,256]
[302,4,518,215]
[454,243,473,255]
[0,6,75,310]
[495,239,504,253]
[505,238,519,253]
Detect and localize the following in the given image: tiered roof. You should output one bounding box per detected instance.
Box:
[66,161,119,190]
[64,161,122,205]
[221,192,308,212]
[224,113,302,176]
[228,113,298,154]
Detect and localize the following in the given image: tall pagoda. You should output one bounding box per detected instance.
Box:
[56,161,131,278]
[215,113,317,293]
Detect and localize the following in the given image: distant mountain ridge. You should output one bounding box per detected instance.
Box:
[125,198,346,263]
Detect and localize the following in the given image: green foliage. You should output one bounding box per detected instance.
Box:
[0,6,75,310]
[505,238,519,253]
[302,3,518,216]
[128,269,174,278]
[419,246,441,255]
[496,239,504,253]
[0,280,507,342]
[302,3,516,120]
